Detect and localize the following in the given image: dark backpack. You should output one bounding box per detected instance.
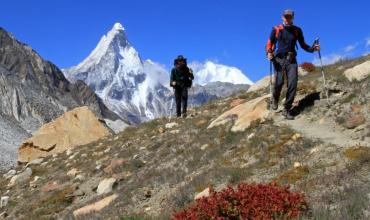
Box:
[173,67,193,88]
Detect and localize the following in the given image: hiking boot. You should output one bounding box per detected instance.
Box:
[182,113,187,118]
[272,99,278,110]
[282,109,294,120]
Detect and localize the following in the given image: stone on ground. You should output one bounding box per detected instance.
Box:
[194,187,210,200]
[208,94,271,132]
[165,122,178,129]
[8,167,32,187]
[73,194,118,217]
[97,178,117,195]
[344,115,366,129]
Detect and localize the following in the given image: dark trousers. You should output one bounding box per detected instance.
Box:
[174,86,188,117]
[273,59,298,110]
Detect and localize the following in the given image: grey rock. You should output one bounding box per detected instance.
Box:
[26,158,44,166]
[0,196,9,208]
[8,167,32,187]
[3,169,16,180]
[97,178,116,195]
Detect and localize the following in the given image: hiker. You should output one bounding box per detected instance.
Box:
[170,55,194,118]
[266,9,320,120]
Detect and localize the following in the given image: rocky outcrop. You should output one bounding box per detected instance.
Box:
[247,68,307,93]
[18,107,112,163]
[344,61,370,82]
[247,76,271,93]
[0,28,122,126]
[0,27,127,171]
[208,94,270,132]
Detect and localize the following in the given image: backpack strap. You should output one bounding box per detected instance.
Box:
[274,24,284,38]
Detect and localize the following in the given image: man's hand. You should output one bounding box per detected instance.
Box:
[171,81,176,86]
[267,52,274,61]
[313,44,321,51]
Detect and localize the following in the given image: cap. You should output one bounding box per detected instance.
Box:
[176,55,186,61]
[283,9,295,17]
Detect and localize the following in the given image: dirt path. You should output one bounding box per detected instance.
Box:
[273,114,369,148]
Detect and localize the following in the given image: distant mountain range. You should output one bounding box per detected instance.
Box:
[64,23,252,123]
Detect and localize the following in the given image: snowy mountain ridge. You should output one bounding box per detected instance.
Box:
[64,23,252,123]
[190,61,254,86]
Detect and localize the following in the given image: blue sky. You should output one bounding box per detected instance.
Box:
[1,0,369,82]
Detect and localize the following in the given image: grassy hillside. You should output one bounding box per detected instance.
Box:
[1,55,369,220]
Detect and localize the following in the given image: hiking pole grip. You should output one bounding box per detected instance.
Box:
[313,37,322,59]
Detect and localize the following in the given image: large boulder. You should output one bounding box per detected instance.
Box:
[344,60,370,82]
[247,67,310,93]
[18,107,112,163]
[208,94,270,132]
[247,76,271,93]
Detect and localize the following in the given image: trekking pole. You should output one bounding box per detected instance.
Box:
[269,60,273,112]
[191,86,194,109]
[169,89,175,122]
[314,37,329,104]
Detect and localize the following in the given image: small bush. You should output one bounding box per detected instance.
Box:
[172,183,307,220]
[299,62,315,72]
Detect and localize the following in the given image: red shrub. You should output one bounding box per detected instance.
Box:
[172,183,307,220]
[299,62,315,72]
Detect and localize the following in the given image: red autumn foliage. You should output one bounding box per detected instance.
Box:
[299,62,316,72]
[172,183,307,220]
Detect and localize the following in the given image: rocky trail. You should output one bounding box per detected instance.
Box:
[273,92,369,148]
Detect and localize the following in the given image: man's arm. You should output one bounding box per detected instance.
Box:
[266,27,277,53]
[297,28,314,53]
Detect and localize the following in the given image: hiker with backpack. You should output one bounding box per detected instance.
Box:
[170,55,194,118]
[266,9,320,120]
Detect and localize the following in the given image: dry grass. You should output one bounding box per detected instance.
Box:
[275,166,310,185]
[344,146,370,161]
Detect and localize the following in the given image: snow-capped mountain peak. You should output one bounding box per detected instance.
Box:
[113,22,125,31]
[189,61,254,86]
[71,22,135,73]
[64,23,170,123]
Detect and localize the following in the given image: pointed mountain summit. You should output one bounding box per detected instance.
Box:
[67,22,142,79]
[64,23,170,124]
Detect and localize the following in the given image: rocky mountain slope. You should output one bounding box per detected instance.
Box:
[0,55,369,219]
[64,23,251,124]
[0,27,126,172]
